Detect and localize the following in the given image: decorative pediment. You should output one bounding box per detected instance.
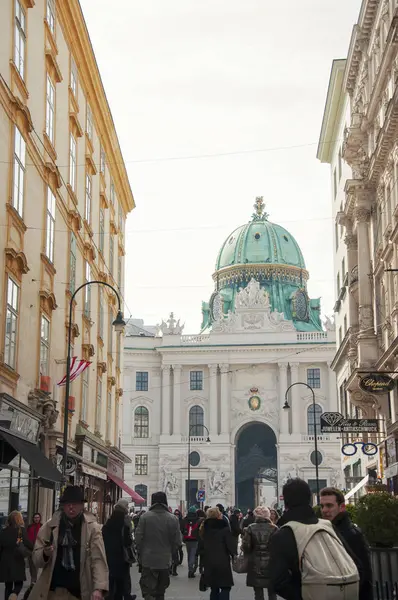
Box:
[44,162,62,189]
[66,321,80,341]
[82,344,95,359]
[5,248,29,279]
[84,241,96,262]
[69,112,83,138]
[98,271,108,283]
[110,220,117,234]
[85,153,97,176]
[45,49,62,83]
[10,96,33,133]
[39,290,57,314]
[68,209,82,232]
[100,190,109,209]
[97,361,107,374]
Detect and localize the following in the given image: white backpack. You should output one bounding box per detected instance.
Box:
[283,519,360,600]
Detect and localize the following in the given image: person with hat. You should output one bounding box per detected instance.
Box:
[135,491,181,600]
[30,485,108,600]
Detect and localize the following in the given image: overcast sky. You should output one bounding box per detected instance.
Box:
[81,0,361,332]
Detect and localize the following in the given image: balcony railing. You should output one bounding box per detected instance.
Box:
[181,334,210,345]
[297,332,328,342]
[302,434,331,442]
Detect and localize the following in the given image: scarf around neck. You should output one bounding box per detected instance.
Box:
[60,511,82,571]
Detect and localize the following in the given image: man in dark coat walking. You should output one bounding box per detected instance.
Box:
[320,487,373,600]
[0,511,33,600]
[135,491,181,600]
[229,509,241,553]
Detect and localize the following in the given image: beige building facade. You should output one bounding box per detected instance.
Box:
[0,0,134,520]
[318,0,398,497]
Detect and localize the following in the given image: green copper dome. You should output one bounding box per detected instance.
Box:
[216,199,305,271]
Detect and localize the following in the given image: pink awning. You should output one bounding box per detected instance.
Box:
[108,472,145,504]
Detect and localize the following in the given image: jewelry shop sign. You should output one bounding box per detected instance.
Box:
[359,374,395,394]
[320,412,379,434]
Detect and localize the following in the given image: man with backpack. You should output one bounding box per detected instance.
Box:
[320,487,373,600]
[268,478,359,600]
[181,507,200,578]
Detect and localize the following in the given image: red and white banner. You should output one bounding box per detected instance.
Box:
[57,357,91,386]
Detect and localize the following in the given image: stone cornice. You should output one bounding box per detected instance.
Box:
[344,2,379,95]
[317,59,347,164]
[57,0,134,215]
[369,80,398,185]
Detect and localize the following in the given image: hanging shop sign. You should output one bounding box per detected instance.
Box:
[341,442,378,456]
[320,412,379,433]
[359,374,395,394]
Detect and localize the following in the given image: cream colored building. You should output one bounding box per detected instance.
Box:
[0,0,134,520]
[318,0,398,497]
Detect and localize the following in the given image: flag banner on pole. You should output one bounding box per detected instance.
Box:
[57,357,91,386]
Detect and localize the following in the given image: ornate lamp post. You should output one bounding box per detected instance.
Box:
[187,424,210,507]
[62,281,125,479]
[283,381,320,506]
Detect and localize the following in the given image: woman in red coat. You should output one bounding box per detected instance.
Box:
[26,514,41,584]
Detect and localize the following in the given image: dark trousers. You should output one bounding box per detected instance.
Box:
[210,587,231,600]
[139,567,170,600]
[185,541,198,572]
[253,588,277,600]
[4,582,23,600]
[109,564,132,600]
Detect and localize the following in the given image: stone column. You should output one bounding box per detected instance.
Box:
[290,363,301,434]
[220,364,230,435]
[172,365,181,436]
[354,193,378,366]
[208,364,218,436]
[278,363,289,434]
[161,365,171,435]
[327,363,338,411]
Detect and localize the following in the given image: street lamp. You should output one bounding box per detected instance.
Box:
[283,381,320,506]
[187,423,210,508]
[62,281,126,479]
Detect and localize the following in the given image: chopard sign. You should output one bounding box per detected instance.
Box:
[359,374,395,394]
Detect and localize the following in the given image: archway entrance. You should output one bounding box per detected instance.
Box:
[235,422,277,511]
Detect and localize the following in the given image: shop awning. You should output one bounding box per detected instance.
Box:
[0,430,62,489]
[107,472,145,504]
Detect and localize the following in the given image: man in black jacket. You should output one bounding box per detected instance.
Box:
[320,487,373,600]
[268,478,319,600]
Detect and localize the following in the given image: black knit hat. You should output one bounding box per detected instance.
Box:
[60,485,85,504]
[151,491,168,506]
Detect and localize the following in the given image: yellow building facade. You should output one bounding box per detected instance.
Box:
[0,0,134,520]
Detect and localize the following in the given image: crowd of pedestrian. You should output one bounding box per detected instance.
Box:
[0,479,373,600]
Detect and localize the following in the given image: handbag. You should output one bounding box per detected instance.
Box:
[17,528,32,559]
[232,550,249,574]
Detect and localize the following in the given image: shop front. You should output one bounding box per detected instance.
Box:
[385,435,398,495]
[106,450,144,513]
[0,393,62,522]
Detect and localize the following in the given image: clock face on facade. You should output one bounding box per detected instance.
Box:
[294,289,309,321]
[209,292,223,321]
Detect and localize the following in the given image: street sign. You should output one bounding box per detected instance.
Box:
[359,373,395,394]
[320,412,379,433]
[197,489,205,502]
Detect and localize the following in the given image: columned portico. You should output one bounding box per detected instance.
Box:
[208,364,218,436]
[278,363,289,434]
[161,365,171,435]
[220,363,230,435]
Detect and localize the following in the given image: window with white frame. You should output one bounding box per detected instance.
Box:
[69,134,76,191]
[99,208,105,254]
[69,233,76,294]
[190,371,203,391]
[14,0,26,79]
[95,376,102,432]
[307,368,321,389]
[85,173,92,224]
[134,407,149,438]
[110,180,115,204]
[99,290,104,339]
[135,454,148,476]
[307,403,322,436]
[106,391,112,441]
[118,208,123,234]
[84,261,91,317]
[108,313,113,354]
[4,277,19,369]
[40,314,50,376]
[86,104,93,140]
[46,75,55,144]
[136,372,148,391]
[109,236,114,275]
[189,405,204,435]
[46,0,55,35]
[81,367,89,422]
[100,146,106,174]
[46,187,56,263]
[117,257,122,290]
[12,126,25,217]
[70,57,78,97]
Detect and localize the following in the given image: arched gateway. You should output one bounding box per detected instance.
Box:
[235,422,277,512]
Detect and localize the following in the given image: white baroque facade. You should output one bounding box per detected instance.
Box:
[122,206,342,510]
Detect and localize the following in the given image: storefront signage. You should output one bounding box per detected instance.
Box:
[60,457,77,475]
[0,397,40,442]
[359,374,395,394]
[107,457,123,480]
[81,463,107,480]
[341,442,378,456]
[320,412,379,433]
[385,436,397,466]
